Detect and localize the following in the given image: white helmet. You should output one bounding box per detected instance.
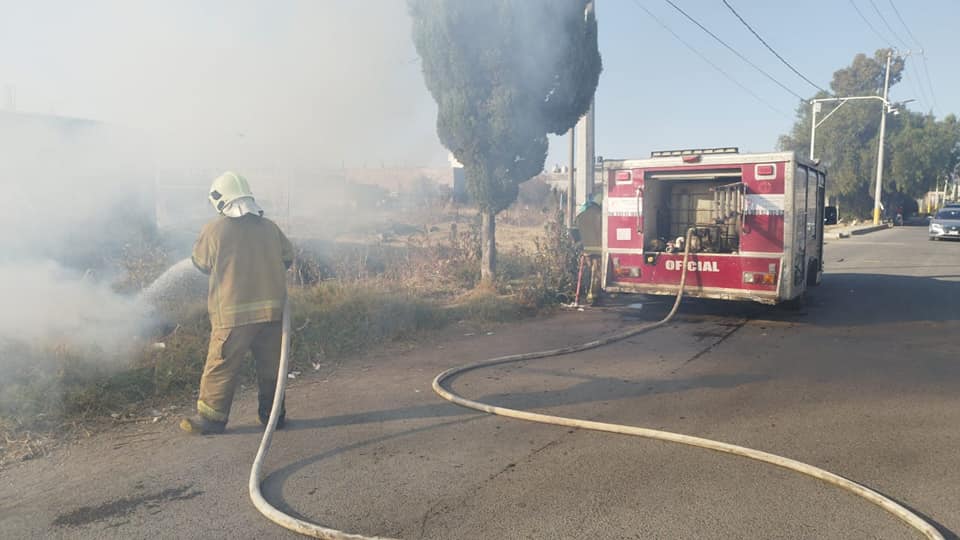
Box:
[209,171,254,213]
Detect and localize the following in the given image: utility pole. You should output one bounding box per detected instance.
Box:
[572,0,597,227]
[809,101,820,160]
[567,128,575,228]
[575,99,595,212]
[872,49,893,225]
[811,51,915,224]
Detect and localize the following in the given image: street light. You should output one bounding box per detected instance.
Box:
[810,50,918,225]
[810,94,900,225]
[809,95,896,159]
[809,92,916,225]
[809,95,890,223]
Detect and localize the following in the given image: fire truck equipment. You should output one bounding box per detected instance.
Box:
[249,229,942,540]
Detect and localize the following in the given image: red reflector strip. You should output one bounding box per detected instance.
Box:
[755,163,776,178]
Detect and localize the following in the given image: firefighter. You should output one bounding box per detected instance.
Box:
[180,171,294,435]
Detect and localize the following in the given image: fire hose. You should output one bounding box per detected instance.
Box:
[249,300,394,540]
[250,229,944,540]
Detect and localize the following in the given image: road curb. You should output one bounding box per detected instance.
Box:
[827,223,890,239]
[849,224,891,235]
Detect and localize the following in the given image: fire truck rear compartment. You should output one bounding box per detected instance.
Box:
[643,169,744,254]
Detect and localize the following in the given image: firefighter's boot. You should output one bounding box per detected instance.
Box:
[258,387,286,429]
[180,415,226,435]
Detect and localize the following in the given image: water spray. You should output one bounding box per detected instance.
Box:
[139,258,199,307]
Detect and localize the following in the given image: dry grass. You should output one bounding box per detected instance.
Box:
[0,193,579,468]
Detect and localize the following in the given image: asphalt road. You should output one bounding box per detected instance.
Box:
[2,224,959,539]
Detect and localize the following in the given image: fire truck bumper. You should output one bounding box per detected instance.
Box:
[605,283,781,305]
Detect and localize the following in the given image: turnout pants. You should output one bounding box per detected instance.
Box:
[197,321,283,423]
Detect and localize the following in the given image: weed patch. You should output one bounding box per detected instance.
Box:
[0,201,583,467]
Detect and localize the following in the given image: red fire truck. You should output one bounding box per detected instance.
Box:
[600,148,827,305]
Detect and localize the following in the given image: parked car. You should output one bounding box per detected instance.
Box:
[929,208,960,240]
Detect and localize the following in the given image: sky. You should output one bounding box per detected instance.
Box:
[1,0,957,171]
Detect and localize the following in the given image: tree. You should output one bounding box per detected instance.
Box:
[408,0,601,283]
[780,49,960,217]
[779,49,905,216]
[889,113,960,200]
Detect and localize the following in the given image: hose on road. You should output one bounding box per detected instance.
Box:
[251,229,944,540]
[249,301,397,540]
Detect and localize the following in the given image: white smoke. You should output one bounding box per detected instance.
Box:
[0,261,148,352]
[1,1,445,170]
[0,1,447,358]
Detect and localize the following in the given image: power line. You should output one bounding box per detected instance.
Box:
[658,0,806,101]
[886,0,921,46]
[886,0,940,114]
[867,0,910,49]
[848,0,936,112]
[628,0,789,117]
[918,55,940,114]
[904,62,930,111]
[848,0,891,45]
[720,0,827,94]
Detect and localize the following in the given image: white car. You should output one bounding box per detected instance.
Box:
[929,208,960,240]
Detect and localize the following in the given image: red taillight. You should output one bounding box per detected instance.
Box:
[615,170,631,182]
[743,271,776,285]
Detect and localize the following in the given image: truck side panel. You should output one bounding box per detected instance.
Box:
[605,168,644,250]
[741,162,786,254]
